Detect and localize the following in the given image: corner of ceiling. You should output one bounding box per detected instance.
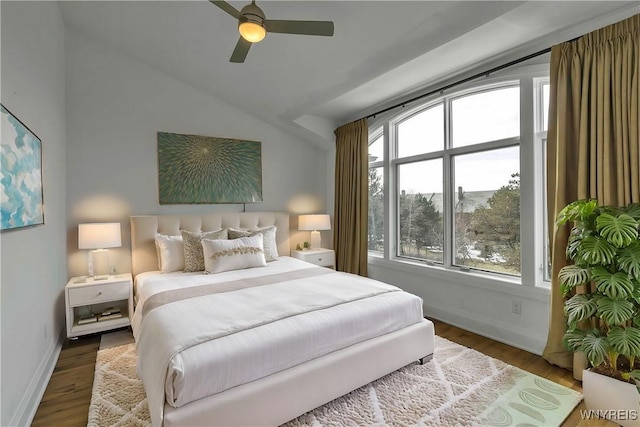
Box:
[291,114,338,148]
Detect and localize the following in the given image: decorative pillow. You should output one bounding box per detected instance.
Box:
[181,229,228,272]
[228,226,278,262]
[154,233,184,273]
[202,234,267,274]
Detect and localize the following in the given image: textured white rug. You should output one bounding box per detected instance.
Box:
[88,335,582,427]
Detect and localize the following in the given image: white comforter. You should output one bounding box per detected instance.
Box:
[134,257,424,427]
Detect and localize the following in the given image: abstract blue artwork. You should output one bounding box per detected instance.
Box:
[1,104,44,231]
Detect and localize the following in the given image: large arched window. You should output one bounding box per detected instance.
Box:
[368,73,550,286]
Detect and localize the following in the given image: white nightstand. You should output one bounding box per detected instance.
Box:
[65,273,133,339]
[291,248,335,269]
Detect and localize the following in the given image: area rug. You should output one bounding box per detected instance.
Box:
[88,335,582,427]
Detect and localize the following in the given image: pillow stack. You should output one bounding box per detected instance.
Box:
[154,225,279,274]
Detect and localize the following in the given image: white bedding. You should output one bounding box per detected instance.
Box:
[133,257,425,427]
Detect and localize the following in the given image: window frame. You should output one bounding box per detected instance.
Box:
[367,68,550,289]
[368,129,385,255]
[534,77,551,285]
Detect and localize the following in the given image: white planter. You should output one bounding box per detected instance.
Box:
[583,369,640,427]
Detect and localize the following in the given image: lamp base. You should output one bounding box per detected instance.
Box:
[90,249,110,279]
[310,230,322,249]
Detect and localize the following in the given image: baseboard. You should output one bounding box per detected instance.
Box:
[426,304,546,356]
[9,325,65,427]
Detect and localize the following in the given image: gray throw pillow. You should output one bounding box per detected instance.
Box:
[228,226,278,262]
[181,229,228,272]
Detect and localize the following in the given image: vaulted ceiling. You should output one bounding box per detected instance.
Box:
[59,1,638,148]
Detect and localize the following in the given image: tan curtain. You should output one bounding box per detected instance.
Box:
[543,14,640,368]
[333,118,369,276]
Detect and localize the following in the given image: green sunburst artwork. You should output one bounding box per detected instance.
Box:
[157,132,262,204]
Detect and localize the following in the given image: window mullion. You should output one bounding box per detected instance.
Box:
[519,77,536,286]
[383,122,392,260]
[443,97,454,268]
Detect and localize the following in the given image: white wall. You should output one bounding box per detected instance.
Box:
[369,260,550,354]
[65,28,330,277]
[0,2,67,425]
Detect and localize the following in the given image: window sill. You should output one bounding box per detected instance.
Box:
[368,255,550,301]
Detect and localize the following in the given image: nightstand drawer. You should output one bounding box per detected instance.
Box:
[68,281,129,306]
[308,252,335,267]
[292,249,335,267]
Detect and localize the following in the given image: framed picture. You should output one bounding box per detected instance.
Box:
[157,132,262,204]
[1,104,44,231]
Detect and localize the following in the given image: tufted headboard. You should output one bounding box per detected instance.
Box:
[130,212,290,277]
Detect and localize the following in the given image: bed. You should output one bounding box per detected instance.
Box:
[130,212,435,427]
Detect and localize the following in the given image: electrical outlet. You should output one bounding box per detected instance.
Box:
[512,300,522,315]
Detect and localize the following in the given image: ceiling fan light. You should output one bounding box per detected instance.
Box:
[239,21,266,43]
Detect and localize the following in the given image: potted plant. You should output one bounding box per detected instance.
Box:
[557,199,640,426]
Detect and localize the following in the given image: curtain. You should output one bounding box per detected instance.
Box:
[333,118,369,276]
[543,14,640,368]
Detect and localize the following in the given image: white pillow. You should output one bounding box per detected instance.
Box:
[154,234,184,273]
[228,226,279,261]
[202,234,267,274]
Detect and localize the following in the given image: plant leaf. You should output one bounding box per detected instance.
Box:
[564,294,598,327]
[618,242,640,280]
[558,265,591,295]
[626,370,640,394]
[596,213,639,248]
[592,267,634,299]
[624,203,640,220]
[634,313,640,328]
[566,232,583,262]
[608,326,640,359]
[631,283,640,305]
[562,328,586,352]
[581,331,610,367]
[596,297,635,326]
[578,236,617,265]
[557,200,598,226]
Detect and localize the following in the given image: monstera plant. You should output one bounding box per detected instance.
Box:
[558,199,640,390]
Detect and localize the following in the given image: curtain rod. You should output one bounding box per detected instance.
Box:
[365,38,577,120]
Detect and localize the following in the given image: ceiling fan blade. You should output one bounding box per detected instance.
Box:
[230,37,252,63]
[265,20,334,37]
[209,0,241,19]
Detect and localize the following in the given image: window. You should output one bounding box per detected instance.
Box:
[453,146,520,275]
[398,159,443,263]
[368,73,549,286]
[451,87,520,147]
[397,104,444,157]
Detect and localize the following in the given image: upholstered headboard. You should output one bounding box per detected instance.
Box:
[130,212,290,277]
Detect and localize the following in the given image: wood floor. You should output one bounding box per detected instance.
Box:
[32,320,614,426]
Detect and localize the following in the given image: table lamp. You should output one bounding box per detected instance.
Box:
[298,214,331,249]
[78,222,122,280]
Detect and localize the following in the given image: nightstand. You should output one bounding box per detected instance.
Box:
[65,273,133,339]
[291,248,335,269]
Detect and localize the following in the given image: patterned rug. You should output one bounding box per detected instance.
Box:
[88,335,582,427]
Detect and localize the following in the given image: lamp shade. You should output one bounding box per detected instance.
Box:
[78,223,122,249]
[298,214,331,231]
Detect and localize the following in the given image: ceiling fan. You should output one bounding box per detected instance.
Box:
[210,0,334,63]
